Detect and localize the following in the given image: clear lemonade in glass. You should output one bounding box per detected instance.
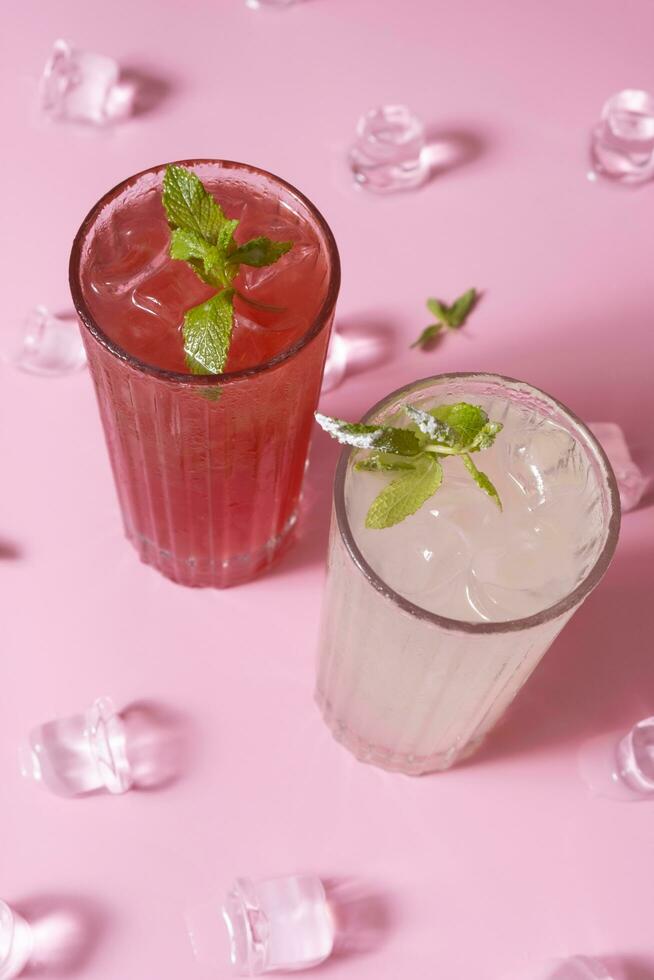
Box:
[316,374,620,775]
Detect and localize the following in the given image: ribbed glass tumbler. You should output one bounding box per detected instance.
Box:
[70,160,340,587]
[316,374,620,775]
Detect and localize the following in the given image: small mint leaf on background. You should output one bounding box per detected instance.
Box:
[461,453,502,509]
[183,289,235,375]
[365,457,443,529]
[410,323,444,349]
[447,288,477,327]
[426,298,451,323]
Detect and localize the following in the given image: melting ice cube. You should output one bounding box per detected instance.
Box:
[3,307,86,376]
[589,422,649,512]
[40,39,135,125]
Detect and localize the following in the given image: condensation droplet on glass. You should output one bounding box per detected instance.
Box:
[349,105,429,193]
[3,307,86,376]
[590,89,654,185]
[0,901,34,980]
[321,330,348,393]
[40,39,135,125]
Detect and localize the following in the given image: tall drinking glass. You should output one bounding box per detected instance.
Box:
[316,374,620,774]
[70,160,340,587]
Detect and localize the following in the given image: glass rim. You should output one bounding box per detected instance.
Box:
[333,372,621,636]
[68,158,341,386]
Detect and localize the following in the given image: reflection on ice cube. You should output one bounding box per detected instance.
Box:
[469,513,578,619]
[246,0,300,8]
[40,39,135,125]
[0,900,34,979]
[372,505,472,601]
[507,425,579,504]
[590,89,654,185]
[349,105,429,193]
[579,715,654,801]
[20,697,132,797]
[3,307,86,376]
[589,422,649,512]
[187,875,333,976]
[86,195,170,297]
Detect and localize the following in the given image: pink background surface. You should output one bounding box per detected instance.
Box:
[2,1,654,977]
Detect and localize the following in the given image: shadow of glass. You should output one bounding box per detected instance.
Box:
[15,893,107,977]
[466,546,654,768]
[602,954,654,980]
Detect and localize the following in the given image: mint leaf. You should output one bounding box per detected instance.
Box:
[162,165,228,243]
[430,403,489,448]
[468,420,503,452]
[183,290,234,375]
[170,229,221,276]
[366,457,443,529]
[426,298,451,323]
[405,405,456,445]
[413,289,478,348]
[229,236,292,270]
[410,323,443,349]
[461,453,502,509]
[161,165,296,376]
[355,453,420,472]
[314,414,424,455]
[447,288,477,327]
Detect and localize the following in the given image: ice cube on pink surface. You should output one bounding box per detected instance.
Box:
[40,39,135,125]
[350,105,429,193]
[20,697,133,797]
[579,715,654,802]
[588,422,649,512]
[188,875,333,976]
[590,89,654,185]
[0,902,33,980]
[3,307,86,376]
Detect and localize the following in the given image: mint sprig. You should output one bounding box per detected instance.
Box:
[411,288,478,349]
[315,401,503,528]
[162,165,293,375]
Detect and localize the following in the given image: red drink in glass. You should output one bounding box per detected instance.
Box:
[69,160,340,587]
